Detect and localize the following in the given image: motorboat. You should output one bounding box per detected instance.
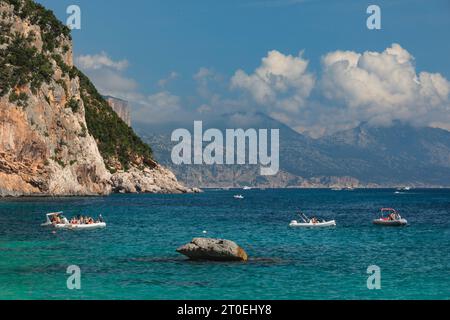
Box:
[373,208,408,226]
[234,195,244,199]
[289,212,336,228]
[243,186,252,190]
[42,212,106,230]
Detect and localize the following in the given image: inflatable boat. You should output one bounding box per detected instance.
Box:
[289,220,336,228]
[289,212,336,228]
[373,208,408,227]
[42,212,106,230]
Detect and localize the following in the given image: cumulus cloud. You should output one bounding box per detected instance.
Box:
[229,45,450,135]
[231,50,315,117]
[75,45,450,135]
[320,43,450,129]
[76,52,129,71]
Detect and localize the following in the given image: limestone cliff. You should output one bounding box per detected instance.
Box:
[0,0,194,196]
[103,96,131,127]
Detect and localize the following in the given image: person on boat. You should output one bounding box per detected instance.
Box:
[311,217,318,224]
[98,214,104,223]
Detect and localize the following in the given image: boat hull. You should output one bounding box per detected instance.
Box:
[289,220,336,228]
[54,223,106,230]
[373,219,407,227]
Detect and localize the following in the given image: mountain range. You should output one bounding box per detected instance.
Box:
[135,113,450,188]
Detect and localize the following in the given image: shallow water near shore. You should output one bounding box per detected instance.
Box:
[1,189,449,299]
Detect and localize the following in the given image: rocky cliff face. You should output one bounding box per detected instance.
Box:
[103,96,131,127]
[0,0,193,196]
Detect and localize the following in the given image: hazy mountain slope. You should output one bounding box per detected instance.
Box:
[317,122,450,185]
[136,115,450,188]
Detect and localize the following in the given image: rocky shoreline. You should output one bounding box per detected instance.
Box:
[0,1,199,197]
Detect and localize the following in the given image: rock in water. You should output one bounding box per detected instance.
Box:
[177,238,248,262]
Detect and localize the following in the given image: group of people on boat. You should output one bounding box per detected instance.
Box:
[68,215,104,225]
[49,214,103,225]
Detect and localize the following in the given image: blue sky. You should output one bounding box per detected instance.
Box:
[37,0,450,135]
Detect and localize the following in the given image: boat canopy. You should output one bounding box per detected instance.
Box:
[44,212,64,223]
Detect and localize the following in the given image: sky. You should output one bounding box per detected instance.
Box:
[37,0,450,136]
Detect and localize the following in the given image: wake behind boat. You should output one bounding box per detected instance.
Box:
[289,212,336,228]
[42,212,106,231]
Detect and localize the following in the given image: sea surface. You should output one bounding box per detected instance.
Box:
[0,189,449,300]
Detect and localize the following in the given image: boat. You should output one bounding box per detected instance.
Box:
[373,208,408,226]
[234,195,244,199]
[243,186,252,190]
[289,212,336,228]
[54,222,106,230]
[41,212,106,230]
[331,187,342,191]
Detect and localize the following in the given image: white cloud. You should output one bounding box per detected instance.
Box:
[320,43,450,128]
[86,68,139,99]
[134,91,186,124]
[228,45,450,135]
[231,50,315,116]
[76,52,129,71]
[76,51,187,125]
[158,71,179,87]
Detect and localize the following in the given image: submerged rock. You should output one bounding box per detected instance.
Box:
[177,238,248,262]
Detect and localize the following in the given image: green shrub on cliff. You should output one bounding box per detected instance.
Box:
[1,0,156,173]
[0,34,53,96]
[75,68,155,171]
[4,0,71,52]
[66,97,80,113]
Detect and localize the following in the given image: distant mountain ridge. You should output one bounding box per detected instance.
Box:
[135,114,450,188]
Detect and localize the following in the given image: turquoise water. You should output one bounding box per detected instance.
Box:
[0,189,449,300]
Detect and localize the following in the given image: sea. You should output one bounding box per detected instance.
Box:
[0,189,449,300]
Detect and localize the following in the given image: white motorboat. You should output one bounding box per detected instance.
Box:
[289,212,336,228]
[289,220,337,228]
[234,195,244,199]
[373,208,408,227]
[42,212,106,230]
[243,186,252,190]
